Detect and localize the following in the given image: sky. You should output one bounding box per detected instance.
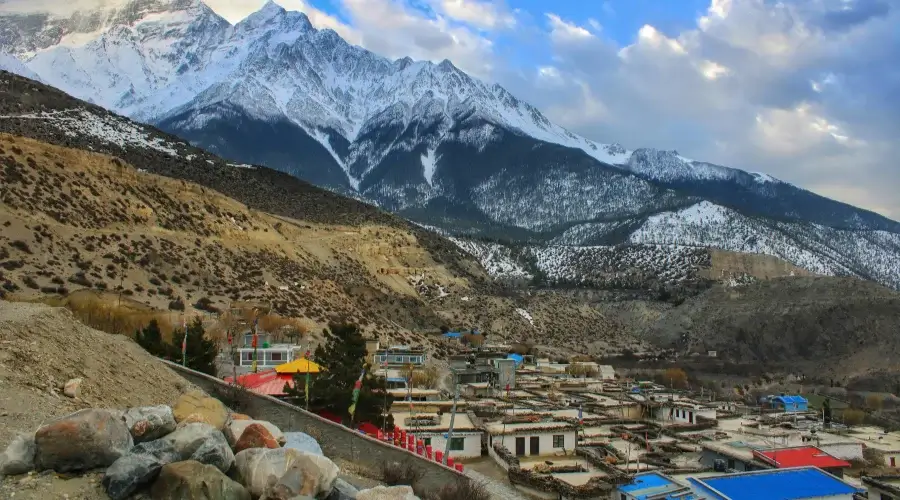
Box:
[6,0,897,219]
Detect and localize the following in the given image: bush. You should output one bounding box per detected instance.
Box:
[381,461,424,488]
[424,479,490,500]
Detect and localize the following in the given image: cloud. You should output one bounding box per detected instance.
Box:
[506,0,900,218]
[546,13,595,43]
[432,0,515,30]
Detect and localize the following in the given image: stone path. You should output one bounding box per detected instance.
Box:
[465,468,529,500]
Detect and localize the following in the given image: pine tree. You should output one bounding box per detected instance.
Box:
[285,323,392,426]
[171,317,218,375]
[136,319,167,357]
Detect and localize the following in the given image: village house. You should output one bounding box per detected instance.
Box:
[861,475,900,500]
[687,466,860,499]
[235,332,303,373]
[391,411,482,458]
[387,387,442,402]
[751,446,851,478]
[763,394,809,413]
[486,418,578,457]
[462,382,493,398]
[616,471,697,500]
[651,400,717,426]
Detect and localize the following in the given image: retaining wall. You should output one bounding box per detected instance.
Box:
[161,360,465,491]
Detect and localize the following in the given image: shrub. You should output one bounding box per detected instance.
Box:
[168,298,186,311]
[9,240,31,254]
[424,479,490,500]
[381,461,424,488]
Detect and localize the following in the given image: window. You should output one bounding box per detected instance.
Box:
[241,352,253,363]
[449,437,465,451]
[423,437,432,446]
[270,351,283,362]
[727,459,736,470]
[553,435,565,448]
[621,495,627,500]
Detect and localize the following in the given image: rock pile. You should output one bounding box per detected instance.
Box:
[0,390,423,500]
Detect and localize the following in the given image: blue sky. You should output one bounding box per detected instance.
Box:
[198,0,900,218]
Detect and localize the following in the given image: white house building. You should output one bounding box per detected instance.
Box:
[652,401,717,425]
[392,412,482,458]
[486,420,578,457]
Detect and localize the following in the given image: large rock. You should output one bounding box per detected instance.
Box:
[172,391,228,430]
[356,486,420,500]
[229,413,252,421]
[63,378,83,398]
[283,432,323,456]
[139,423,234,472]
[123,405,177,443]
[150,460,250,500]
[34,408,133,473]
[234,447,339,498]
[234,423,280,453]
[102,450,176,500]
[326,478,359,500]
[0,434,36,476]
[225,419,286,447]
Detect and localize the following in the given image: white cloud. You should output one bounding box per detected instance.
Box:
[546,13,595,43]
[508,0,900,218]
[339,0,495,77]
[434,0,515,30]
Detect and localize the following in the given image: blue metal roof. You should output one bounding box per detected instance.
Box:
[619,472,696,499]
[506,354,524,365]
[443,332,462,338]
[770,395,808,404]
[688,467,860,499]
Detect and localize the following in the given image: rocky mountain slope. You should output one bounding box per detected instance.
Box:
[0,71,632,356]
[3,0,900,291]
[634,277,900,383]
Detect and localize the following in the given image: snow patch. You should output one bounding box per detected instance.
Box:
[515,308,534,327]
[421,148,439,187]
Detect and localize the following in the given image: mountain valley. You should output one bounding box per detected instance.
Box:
[1,0,900,387]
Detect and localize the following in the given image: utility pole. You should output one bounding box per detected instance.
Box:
[443,369,460,465]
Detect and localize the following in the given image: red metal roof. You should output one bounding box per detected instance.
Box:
[223,370,295,397]
[753,446,851,469]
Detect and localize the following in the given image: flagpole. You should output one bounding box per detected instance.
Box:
[181,315,188,367]
[304,338,311,411]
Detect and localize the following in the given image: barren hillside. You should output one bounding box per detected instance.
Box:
[0,133,630,354]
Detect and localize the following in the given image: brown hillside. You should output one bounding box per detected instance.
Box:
[0,133,629,355]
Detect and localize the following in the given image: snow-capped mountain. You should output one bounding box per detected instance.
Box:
[3,0,900,288]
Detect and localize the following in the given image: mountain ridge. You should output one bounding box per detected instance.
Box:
[2,0,900,290]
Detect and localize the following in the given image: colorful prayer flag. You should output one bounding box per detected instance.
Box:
[348,368,366,419]
[578,405,583,425]
[304,347,311,408]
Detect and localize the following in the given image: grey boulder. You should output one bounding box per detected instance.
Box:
[123,405,177,443]
[34,408,133,473]
[283,432,323,456]
[0,434,36,476]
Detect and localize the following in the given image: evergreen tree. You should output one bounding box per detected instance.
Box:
[171,317,218,375]
[285,323,392,426]
[136,319,167,357]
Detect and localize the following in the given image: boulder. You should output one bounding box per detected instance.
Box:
[0,434,36,476]
[225,419,286,447]
[283,432,323,456]
[172,391,228,430]
[139,423,234,473]
[234,447,339,498]
[123,405,177,443]
[229,413,252,421]
[34,408,133,473]
[234,423,280,453]
[63,378,83,398]
[150,460,250,500]
[356,486,420,500]
[325,478,359,500]
[102,450,176,500]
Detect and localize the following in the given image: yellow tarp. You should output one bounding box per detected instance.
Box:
[275,358,323,374]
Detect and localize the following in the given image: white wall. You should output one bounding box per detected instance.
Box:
[818,442,864,461]
[491,431,577,457]
[657,406,711,424]
[416,431,482,458]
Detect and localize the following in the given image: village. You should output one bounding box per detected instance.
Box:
[220,320,900,500]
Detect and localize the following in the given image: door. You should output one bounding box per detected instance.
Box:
[891,456,896,467]
[515,437,526,456]
[530,436,540,456]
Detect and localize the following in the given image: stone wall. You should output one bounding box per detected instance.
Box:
[161,361,465,491]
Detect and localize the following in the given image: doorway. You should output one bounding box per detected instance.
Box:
[530,436,540,455]
[515,437,526,456]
